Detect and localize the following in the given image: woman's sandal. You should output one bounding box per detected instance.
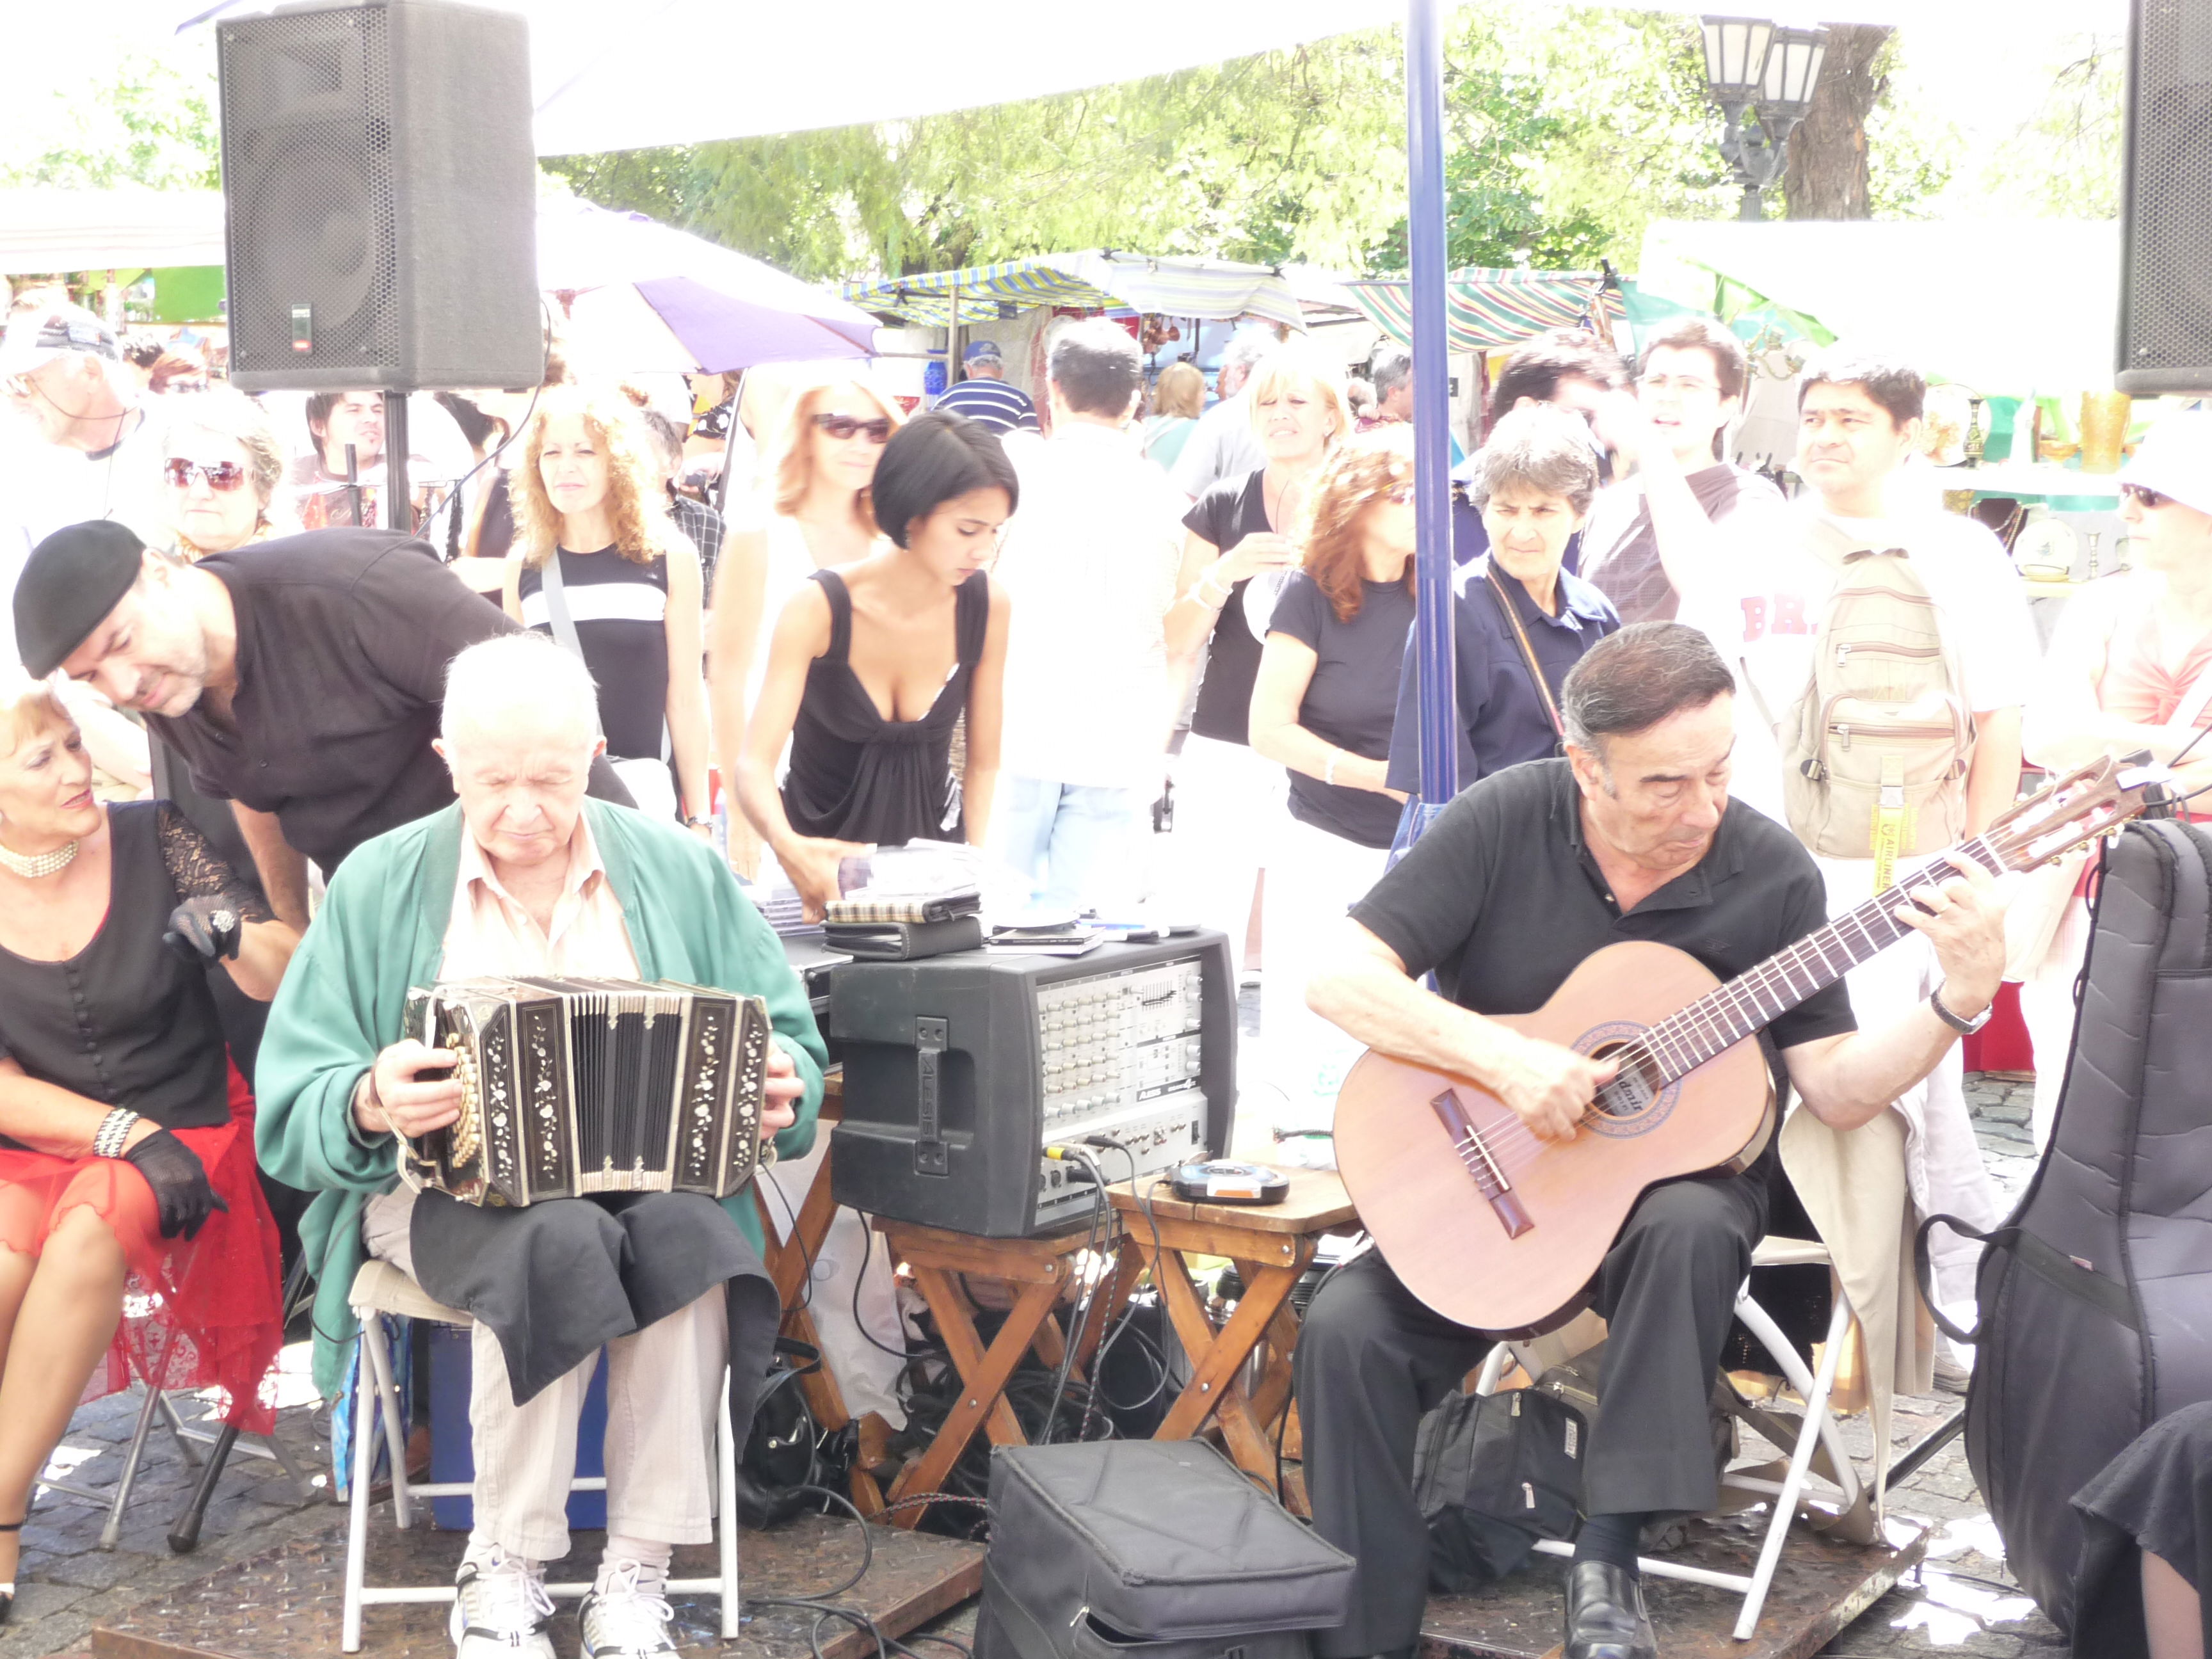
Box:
[0,1514,22,1626]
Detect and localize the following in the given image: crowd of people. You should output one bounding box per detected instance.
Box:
[1,276,2209,1659]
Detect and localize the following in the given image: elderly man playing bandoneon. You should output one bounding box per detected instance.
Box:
[256,634,826,1659]
[1297,623,2010,1659]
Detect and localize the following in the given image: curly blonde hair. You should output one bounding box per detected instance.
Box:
[511,384,673,568]
[764,374,904,524]
[1295,426,1415,623]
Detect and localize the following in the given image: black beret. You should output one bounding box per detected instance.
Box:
[15,520,147,678]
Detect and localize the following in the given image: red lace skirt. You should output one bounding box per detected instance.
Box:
[0,1063,283,1434]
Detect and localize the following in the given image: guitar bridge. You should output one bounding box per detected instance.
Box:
[1429,1089,1533,1240]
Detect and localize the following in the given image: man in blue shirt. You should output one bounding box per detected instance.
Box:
[932,341,1040,433]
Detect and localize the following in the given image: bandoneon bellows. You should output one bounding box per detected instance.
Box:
[399,977,773,1206]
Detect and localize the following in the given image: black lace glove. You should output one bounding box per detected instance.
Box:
[163,897,245,965]
[119,1128,230,1240]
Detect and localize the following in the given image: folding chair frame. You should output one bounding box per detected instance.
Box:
[1473,1255,1863,1640]
[341,1272,741,1653]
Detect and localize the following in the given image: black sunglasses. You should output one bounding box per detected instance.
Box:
[814,412,892,444]
[2121,482,2171,510]
[164,457,249,492]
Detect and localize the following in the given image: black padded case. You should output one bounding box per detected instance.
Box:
[975,1441,1354,1659]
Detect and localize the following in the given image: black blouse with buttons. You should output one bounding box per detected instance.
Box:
[0,803,271,1139]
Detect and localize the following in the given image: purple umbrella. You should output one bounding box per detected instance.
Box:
[537,196,876,372]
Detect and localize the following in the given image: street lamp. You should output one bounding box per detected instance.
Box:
[1699,16,1831,221]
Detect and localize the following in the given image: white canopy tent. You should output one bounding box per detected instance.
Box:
[167,0,2125,158]
[0,189,225,275]
[1637,217,2123,393]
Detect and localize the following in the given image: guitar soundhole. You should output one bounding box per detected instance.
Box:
[1588,1040,1666,1121]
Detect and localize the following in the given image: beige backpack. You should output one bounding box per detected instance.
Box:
[1777,524,1975,884]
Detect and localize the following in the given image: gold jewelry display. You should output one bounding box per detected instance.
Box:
[0,837,79,879]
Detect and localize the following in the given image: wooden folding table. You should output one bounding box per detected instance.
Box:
[1107,1169,1357,1511]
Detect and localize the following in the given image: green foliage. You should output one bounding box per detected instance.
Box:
[1,52,221,191]
[1989,34,2125,218]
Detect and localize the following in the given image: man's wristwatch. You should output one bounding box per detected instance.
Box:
[1929,985,1993,1036]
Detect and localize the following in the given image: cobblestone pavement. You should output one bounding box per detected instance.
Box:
[0,1076,2065,1659]
[1816,1073,2060,1658]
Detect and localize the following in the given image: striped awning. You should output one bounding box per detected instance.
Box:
[1344,267,1628,354]
[843,252,1306,331]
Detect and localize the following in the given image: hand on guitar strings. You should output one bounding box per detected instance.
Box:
[1494,1034,1620,1144]
[759,1044,803,1142]
[355,1038,464,1139]
[1891,854,2007,1019]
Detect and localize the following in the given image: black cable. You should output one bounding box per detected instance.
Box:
[1073,1138,1163,1442]
[412,300,552,558]
[851,1213,931,1361]
[762,1165,817,1316]
[890,1634,974,1659]
[1037,1148,1112,1446]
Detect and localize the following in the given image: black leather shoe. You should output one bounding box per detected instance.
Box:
[1564,1560,1657,1659]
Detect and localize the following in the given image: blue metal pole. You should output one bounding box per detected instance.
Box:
[1406,0,1457,810]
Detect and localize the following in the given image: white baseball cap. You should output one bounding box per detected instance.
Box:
[2121,409,2212,517]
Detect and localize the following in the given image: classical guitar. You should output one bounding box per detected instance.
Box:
[1332,757,2167,1336]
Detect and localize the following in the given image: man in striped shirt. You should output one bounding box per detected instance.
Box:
[933,340,1040,433]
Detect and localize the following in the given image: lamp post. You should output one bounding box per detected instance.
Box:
[1699,15,1830,221]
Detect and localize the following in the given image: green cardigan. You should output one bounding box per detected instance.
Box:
[255,800,827,1401]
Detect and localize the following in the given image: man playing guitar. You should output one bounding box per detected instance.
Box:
[1297,621,2009,1659]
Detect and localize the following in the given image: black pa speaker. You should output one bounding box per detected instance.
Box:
[2117,0,2212,396]
[216,0,541,392]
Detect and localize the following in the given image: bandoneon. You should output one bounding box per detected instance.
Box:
[399,977,773,1207]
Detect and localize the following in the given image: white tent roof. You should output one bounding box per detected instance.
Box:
[170,0,2126,159]
[0,189,226,276]
[1636,218,2122,393]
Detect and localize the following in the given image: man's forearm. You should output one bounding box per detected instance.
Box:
[234,804,311,931]
[1307,948,1525,1091]
[1790,998,1975,1132]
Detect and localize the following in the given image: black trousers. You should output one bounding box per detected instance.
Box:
[1294,1171,1767,1658]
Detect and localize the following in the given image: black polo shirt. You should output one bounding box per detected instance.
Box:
[1352,758,1855,1074]
[150,528,628,872]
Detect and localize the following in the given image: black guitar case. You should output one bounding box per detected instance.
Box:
[1918,819,2212,1640]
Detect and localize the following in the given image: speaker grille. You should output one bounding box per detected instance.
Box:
[220,6,401,377]
[2120,0,2212,392]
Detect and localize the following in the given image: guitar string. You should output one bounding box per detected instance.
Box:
[1436,836,2016,1176]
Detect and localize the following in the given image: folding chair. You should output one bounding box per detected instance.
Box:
[1472,1234,1866,1641]
[37,1255,320,1551]
[342,1260,741,1653]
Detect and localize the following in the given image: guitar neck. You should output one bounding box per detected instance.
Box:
[1640,835,2008,1084]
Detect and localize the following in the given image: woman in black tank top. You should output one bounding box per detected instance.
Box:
[501,386,712,830]
[737,413,1016,918]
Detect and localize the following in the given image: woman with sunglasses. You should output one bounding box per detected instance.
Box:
[2021,412,2212,1151]
[737,413,1014,919]
[158,387,292,559]
[502,385,712,830]
[1244,429,1418,1134]
[709,376,904,876]
[1159,342,1346,975]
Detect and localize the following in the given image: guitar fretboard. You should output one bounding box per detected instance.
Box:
[1630,834,2010,1085]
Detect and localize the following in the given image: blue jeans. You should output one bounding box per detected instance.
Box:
[991,777,1144,916]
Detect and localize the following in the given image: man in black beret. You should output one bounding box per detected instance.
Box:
[18,520,632,929]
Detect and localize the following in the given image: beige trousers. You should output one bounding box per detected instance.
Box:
[364,1187,725,1560]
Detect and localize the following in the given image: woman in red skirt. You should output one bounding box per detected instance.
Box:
[0,676,298,1621]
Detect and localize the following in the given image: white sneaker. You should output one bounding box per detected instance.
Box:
[579,1560,678,1659]
[449,1548,556,1659]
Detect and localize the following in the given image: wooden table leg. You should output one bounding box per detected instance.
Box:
[1139,1241,1311,1496]
[885,1269,1064,1528]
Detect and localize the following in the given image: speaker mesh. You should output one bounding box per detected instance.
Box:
[220,7,400,376]
[2121,0,2212,390]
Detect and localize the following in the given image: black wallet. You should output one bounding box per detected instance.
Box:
[822,914,984,961]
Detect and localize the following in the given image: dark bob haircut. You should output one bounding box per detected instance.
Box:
[872,411,1021,548]
[1797,348,1925,429]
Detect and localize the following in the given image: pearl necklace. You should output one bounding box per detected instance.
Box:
[0,838,80,879]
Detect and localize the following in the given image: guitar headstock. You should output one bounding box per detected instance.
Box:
[1984,757,2169,874]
